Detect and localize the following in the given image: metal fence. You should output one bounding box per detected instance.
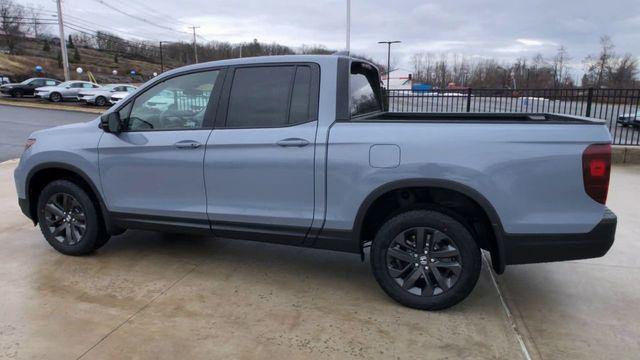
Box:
[386,88,640,146]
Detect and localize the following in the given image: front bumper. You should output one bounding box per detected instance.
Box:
[504,208,617,265]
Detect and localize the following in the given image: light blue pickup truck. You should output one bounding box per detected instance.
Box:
[14,55,616,310]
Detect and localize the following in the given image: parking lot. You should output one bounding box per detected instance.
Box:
[0,106,638,359]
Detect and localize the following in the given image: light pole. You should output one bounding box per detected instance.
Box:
[378,40,401,90]
[346,0,351,53]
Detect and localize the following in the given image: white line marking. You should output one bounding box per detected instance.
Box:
[483,253,533,360]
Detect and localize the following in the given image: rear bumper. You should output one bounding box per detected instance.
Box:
[504,208,617,265]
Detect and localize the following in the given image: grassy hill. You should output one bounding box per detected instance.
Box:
[0,37,180,84]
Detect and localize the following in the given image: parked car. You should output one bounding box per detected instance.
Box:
[1,78,60,98]
[0,74,11,85]
[13,55,616,311]
[109,89,135,104]
[617,111,640,127]
[35,81,100,102]
[78,84,137,106]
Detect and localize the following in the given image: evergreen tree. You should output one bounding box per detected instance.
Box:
[57,51,62,68]
[114,53,118,63]
[73,47,81,62]
[42,40,50,52]
[67,35,75,48]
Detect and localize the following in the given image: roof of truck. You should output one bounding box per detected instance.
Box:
[159,54,373,78]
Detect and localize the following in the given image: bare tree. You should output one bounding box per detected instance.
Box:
[0,0,27,53]
[26,3,46,38]
[552,46,571,88]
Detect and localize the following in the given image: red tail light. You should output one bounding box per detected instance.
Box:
[582,144,611,204]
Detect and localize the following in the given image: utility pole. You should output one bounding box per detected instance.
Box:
[190,25,200,63]
[159,41,164,73]
[345,0,351,54]
[56,0,70,81]
[239,43,243,58]
[378,41,401,90]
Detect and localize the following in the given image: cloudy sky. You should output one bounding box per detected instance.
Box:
[28,0,640,76]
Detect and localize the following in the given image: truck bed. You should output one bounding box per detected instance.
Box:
[355,112,603,124]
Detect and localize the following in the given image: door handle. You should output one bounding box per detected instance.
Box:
[276,138,310,147]
[174,140,202,149]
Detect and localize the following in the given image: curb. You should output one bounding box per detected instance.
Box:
[0,99,103,114]
[612,146,640,165]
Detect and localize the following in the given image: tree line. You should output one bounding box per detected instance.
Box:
[410,36,637,89]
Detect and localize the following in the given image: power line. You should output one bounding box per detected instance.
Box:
[89,0,191,37]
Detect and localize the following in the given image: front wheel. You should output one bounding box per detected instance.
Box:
[94,96,107,106]
[37,180,110,255]
[49,92,62,102]
[370,210,481,310]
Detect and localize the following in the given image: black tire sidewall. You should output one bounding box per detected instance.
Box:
[14,90,23,98]
[371,210,481,310]
[50,92,62,102]
[37,180,102,255]
[95,96,106,106]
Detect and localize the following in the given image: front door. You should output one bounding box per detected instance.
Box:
[205,64,320,243]
[99,69,224,230]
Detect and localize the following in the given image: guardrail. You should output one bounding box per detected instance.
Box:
[386,88,640,146]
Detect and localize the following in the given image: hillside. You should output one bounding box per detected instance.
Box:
[0,37,182,84]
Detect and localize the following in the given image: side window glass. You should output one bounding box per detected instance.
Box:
[71,83,83,88]
[226,66,294,128]
[289,66,312,124]
[124,70,219,131]
[350,63,382,117]
[45,80,56,86]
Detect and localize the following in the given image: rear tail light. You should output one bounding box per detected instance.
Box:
[582,144,611,204]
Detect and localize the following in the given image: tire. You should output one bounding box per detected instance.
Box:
[13,89,23,98]
[37,180,110,255]
[50,92,62,102]
[94,96,107,106]
[370,210,481,310]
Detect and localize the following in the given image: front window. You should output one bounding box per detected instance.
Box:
[20,78,36,85]
[121,70,219,131]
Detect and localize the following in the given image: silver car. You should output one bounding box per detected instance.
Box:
[35,81,100,102]
[78,84,137,106]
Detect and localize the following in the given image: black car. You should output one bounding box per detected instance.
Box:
[0,77,60,98]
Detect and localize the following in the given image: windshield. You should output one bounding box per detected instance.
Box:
[20,78,36,85]
[57,81,72,87]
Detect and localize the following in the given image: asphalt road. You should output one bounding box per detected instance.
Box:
[0,105,96,162]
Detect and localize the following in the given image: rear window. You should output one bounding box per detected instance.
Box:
[350,62,382,117]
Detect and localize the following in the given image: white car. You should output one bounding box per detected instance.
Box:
[109,90,134,104]
[78,84,137,106]
[35,81,100,102]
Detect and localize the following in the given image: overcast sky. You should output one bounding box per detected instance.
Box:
[28,0,640,76]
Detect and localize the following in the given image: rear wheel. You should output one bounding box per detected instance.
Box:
[50,92,62,102]
[371,210,481,310]
[37,180,110,255]
[13,89,23,98]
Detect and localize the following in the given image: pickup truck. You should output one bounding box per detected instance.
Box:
[13,55,617,310]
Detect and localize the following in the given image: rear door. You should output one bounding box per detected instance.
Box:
[99,69,225,229]
[205,64,320,243]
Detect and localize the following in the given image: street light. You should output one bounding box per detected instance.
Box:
[377,40,401,90]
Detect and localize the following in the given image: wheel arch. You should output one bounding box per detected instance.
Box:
[25,162,119,235]
[353,179,506,273]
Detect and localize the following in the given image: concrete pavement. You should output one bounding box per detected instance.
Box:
[0,158,638,359]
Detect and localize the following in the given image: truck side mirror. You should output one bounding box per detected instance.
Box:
[100,112,123,133]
